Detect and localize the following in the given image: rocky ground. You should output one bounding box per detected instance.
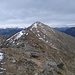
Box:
[0,22,75,75]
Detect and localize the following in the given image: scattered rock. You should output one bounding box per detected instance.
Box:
[31,52,40,58]
[57,63,64,69]
[34,73,38,75]
[12,59,16,64]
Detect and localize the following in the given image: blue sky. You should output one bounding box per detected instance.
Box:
[0,0,75,28]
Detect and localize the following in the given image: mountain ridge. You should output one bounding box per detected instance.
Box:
[6,22,75,53]
[1,22,75,75]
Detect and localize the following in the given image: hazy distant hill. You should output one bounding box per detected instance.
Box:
[0,28,23,35]
[54,27,69,32]
[54,27,75,37]
[65,27,75,37]
[0,27,75,37]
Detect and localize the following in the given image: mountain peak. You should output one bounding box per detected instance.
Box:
[31,21,44,28]
[33,21,42,25]
[32,21,42,28]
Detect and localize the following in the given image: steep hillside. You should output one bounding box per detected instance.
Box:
[1,22,75,75]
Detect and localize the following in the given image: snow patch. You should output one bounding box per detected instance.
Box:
[0,67,6,74]
[51,44,58,50]
[12,59,16,63]
[43,35,45,38]
[13,41,15,43]
[33,22,38,28]
[15,31,23,40]
[30,22,38,31]
[6,30,25,43]
[37,30,39,33]
[30,28,32,31]
[46,40,48,43]
[1,62,5,65]
[37,34,40,36]
[0,53,3,61]
[43,29,47,34]
[0,51,6,74]
[34,73,38,75]
[39,38,45,41]
[0,68,6,71]
[17,43,19,45]
[0,72,3,74]
[26,33,28,35]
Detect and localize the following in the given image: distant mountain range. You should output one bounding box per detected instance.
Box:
[0,28,23,35]
[54,27,69,32]
[0,27,75,37]
[54,27,75,37]
[65,27,75,37]
[1,27,74,45]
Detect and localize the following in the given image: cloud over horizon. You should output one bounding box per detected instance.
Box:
[0,0,75,28]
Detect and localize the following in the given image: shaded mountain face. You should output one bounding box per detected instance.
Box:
[1,22,75,75]
[54,27,75,37]
[65,27,75,37]
[54,27,69,32]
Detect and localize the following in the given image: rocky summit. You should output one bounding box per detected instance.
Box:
[0,22,75,75]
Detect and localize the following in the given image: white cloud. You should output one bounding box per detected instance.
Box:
[0,0,75,28]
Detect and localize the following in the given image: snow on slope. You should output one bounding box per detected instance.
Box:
[6,30,25,43]
[6,22,57,49]
[6,22,39,43]
[0,51,6,74]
